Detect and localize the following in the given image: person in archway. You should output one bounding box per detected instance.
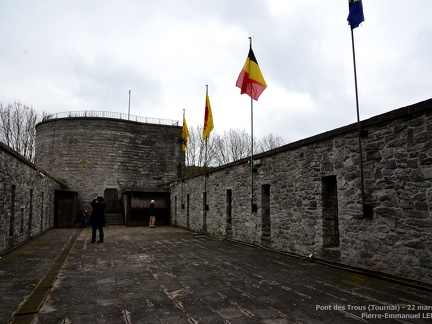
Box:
[149,200,156,228]
[90,196,106,243]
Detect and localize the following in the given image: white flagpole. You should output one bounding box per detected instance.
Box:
[128,90,131,120]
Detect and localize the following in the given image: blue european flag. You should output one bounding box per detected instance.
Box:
[347,0,365,30]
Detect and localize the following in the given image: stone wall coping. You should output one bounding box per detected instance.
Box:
[267,98,432,155]
[0,140,62,184]
[38,111,180,127]
[179,98,432,180]
[0,140,35,168]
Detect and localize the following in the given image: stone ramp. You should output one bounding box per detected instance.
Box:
[2,226,432,323]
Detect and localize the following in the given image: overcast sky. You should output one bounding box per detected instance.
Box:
[1,1,431,143]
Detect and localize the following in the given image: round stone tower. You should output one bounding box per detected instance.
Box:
[35,112,184,219]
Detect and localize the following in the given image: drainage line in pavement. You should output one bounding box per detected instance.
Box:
[222,236,432,293]
[0,229,51,257]
[192,232,209,236]
[11,228,81,324]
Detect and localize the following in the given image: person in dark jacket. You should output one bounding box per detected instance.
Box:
[90,196,106,243]
[148,200,156,228]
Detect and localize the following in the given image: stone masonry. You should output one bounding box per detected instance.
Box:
[0,141,61,254]
[170,99,432,285]
[35,117,184,213]
[1,99,431,287]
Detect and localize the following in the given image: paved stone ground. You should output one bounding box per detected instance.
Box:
[2,226,432,323]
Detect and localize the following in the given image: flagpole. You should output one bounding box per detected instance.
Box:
[249,37,255,213]
[350,28,366,216]
[204,134,208,190]
[128,90,131,120]
[183,108,186,179]
[204,85,209,197]
[204,111,209,232]
[236,36,266,213]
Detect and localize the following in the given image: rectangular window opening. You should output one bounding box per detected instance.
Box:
[9,185,16,237]
[322,176,339,247]
[186,194,190,228]
[226,189,232,234]
[261,184,271,242]
[29,189,33,231]
[202,192,208,232]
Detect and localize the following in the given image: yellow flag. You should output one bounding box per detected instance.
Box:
[202,89,214,140]
[182,114,189,151]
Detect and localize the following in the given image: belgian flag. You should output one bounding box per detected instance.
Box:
[236,47,267,101]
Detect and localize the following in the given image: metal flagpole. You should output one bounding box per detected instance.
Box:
[204,137,208,190]
[249,37,255,213]
[204,115,208,231]
[204,85,209,195]
[203,85,210,231]
[350,28,366,216]
[251,96,255,213]
[128,90,131,120]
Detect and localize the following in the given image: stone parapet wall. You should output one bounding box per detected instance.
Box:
[35,117,184,212]
[170,99,432,285]
[0,142,61,255]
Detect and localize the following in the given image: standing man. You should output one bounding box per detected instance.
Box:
[149,200,156,228]
[91,196,106,243]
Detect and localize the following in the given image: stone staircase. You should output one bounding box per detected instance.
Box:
[105,213,125,225]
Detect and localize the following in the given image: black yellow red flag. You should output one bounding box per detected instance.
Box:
[236,48,267,101]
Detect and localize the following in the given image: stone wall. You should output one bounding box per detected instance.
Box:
[35,117,184,212]
[0,141,62,255]
[170,99,432,285]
